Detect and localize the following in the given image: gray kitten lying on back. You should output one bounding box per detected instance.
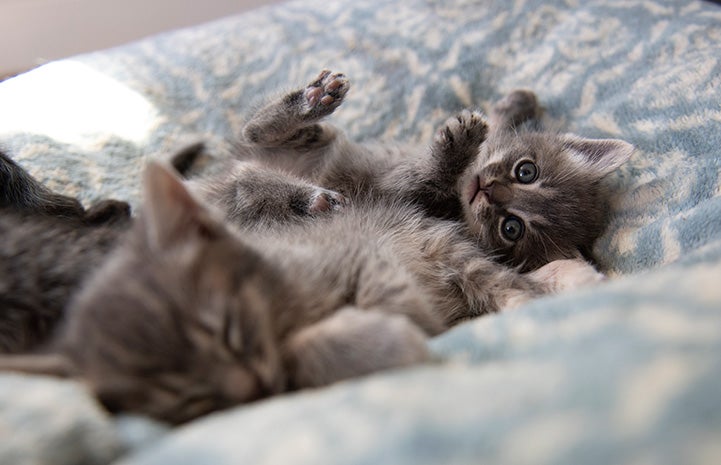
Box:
[221,69,634,271]
[0,70,631,424]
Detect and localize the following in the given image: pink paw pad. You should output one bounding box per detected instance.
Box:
[309,188,348,214]
[304,69,350,109]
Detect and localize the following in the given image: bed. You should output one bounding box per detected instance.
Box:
[1,0,720,464]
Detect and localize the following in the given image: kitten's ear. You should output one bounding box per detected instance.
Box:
[0,353,75,378]
[142,162,217,251]
[561,134,634,176]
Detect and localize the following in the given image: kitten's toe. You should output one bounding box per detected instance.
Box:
[437,109,489,148]
[303,70,350,117]
[308,188,348,214]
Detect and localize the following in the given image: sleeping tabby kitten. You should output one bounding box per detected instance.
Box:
[0,145,344,354]
[231,70,634,271]
[0,162,602,424]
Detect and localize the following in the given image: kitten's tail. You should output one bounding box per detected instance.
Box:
[0,150,84,217]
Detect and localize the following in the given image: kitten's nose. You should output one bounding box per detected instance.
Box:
[481,181,513,205]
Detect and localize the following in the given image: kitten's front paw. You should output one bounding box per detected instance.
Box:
[303,69,350,118]
[436,110,489,150]
[308,188,348,214]
[529,258,606,294]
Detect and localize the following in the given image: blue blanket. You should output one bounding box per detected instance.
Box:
[1,0,720,464]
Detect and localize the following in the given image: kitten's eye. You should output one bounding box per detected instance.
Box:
[515,161,538,184]
[501,216,525,241]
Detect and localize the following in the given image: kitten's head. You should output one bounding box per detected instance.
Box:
[57,163,285,423]
[459,130,633,271]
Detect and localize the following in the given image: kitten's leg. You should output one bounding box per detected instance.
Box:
[434,239,594,323]
[284,307,430,389]
[439,255,542,323]
[194,161,348,228]
[489,89,541,131]
[480,259,605,314]
[243,69,350,149]
[428,109,489,184]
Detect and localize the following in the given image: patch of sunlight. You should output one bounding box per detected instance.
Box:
[0,60,157,147]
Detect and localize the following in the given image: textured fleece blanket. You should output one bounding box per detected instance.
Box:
[1,0,720,464]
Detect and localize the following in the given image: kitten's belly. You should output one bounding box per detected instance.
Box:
[245,201,467,324]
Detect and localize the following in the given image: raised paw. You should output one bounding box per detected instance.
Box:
[491,89,540,129]
[308,187,348,214]
[303,69,350,117]
[436,109,489,149]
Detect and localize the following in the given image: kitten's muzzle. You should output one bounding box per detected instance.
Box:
[484,182,513,205]
[469,177,513,206]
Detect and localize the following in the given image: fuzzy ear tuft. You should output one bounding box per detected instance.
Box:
[141,162,207,251]
[561,134,634,176]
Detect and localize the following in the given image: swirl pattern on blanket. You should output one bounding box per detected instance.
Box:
[0,1,720,464]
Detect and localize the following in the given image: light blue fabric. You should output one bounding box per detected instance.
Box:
[0,0,720,464]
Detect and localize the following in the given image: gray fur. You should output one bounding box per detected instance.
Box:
[0,71,628,424]
[232,71,634,271]
[0,153,131,353]
[0,162,601,424]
